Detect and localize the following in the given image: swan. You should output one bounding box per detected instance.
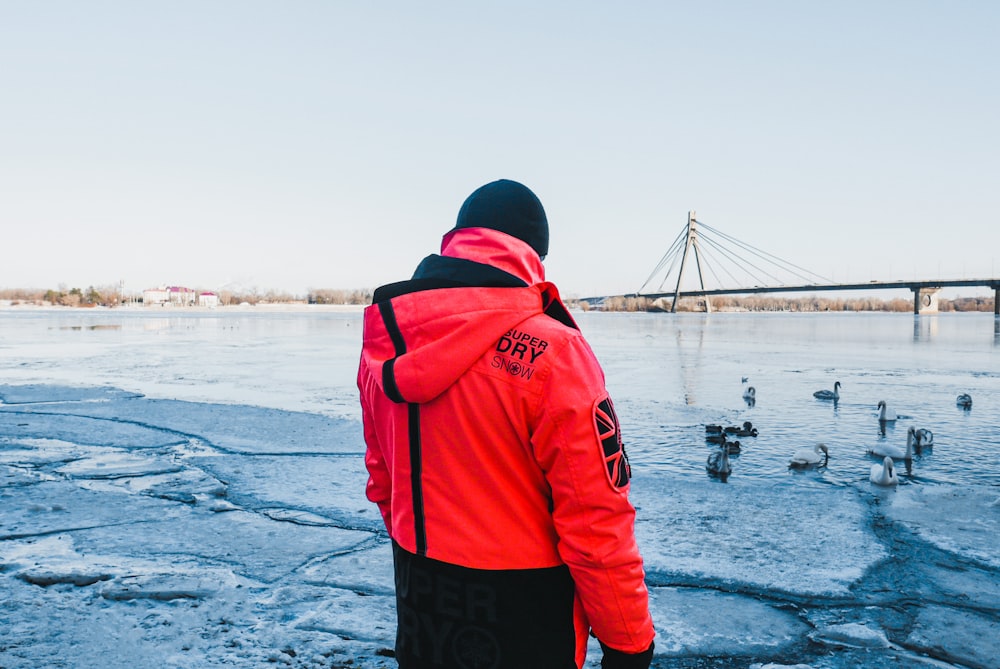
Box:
[706,444,731,477]
[724,439,742,454]
[705,433,727,445]
[867,426,916,461]
[870,456,898,486]
[876,400,898,422]
[789,443,829,468]
[705,424,723,434]
[814,381,841,401]
[915,428,934,451]
[956,393,972,409]
[742,386,756,402]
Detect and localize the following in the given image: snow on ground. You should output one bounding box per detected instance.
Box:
[2,383,999,668]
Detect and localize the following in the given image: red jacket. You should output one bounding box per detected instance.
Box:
[359,227,654,665]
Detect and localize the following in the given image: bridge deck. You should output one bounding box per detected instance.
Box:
[584,278,1000,315]
[634,278,1000,299]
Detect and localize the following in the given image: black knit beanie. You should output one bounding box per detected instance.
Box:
[452,179,549,259]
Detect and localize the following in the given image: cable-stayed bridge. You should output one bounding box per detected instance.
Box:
[584,212,1000,315]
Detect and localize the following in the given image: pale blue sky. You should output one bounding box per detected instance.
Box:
[1,1,997,298]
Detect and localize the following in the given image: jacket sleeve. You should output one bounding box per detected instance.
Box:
[531,334,655,655]
[359,361,392,532]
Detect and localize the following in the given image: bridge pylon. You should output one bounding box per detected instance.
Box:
[670,211,712,313]
[912,287,941,314]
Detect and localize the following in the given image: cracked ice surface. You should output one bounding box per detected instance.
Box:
[3,378,1000,669]
[1,384,393,668]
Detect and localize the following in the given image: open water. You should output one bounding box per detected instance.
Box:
[590,310,1000,488]
[1,307,998,668]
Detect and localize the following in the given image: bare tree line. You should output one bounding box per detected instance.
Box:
[1,286,993,313]
[0,286,126,308]
[0,286,373,307]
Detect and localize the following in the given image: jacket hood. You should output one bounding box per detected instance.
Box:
[363,285,548,404]
[439,227,545,286]
[362,228,568,404]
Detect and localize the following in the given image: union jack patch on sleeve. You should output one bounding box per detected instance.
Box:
[594,396,631,489]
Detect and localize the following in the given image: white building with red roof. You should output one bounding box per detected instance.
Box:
[142,286,198,306]
[198,292,219,308]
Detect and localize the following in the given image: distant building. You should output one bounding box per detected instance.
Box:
[142,286,197,306]
[142,287,168,305]
[198,291,219,308]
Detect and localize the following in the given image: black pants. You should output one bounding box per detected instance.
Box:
[392,542,577,669]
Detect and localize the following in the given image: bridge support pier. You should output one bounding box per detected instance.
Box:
[912,287,941,314]
[994,285,999,316]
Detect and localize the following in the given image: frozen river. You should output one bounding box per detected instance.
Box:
[1,307,998,668]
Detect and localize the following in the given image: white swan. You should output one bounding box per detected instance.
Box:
[706,444,731,477]
[915,428,934,451]
[789,443,829,469]
[956,393,972,409]
[870,456,898,486]
[867,426,916,461]
[742,386,756,402]
[813,381,841,400]
[876,400,898,422]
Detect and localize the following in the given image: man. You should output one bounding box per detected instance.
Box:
[358,179,655,668]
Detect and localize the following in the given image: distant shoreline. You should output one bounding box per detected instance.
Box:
[3,300,997,316]
[0,301,366,313]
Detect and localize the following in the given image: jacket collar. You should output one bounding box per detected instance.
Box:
[439,227,545,286]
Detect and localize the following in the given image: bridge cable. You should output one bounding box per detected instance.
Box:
[697,220,825,282]
[655,251,686,293]
[689,240,743,288]
[637,226,688,294]
[697,237,773,288]
[697,232,788,287]
[697,245,738,289]
[697,222,817,285]
[641,228,687,293]
[698,221,834,284]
